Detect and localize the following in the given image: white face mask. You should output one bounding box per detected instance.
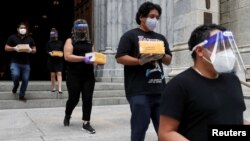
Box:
[19,29,27,35]
[145,17,158,31]
[203,49,236,73]
[212,49,236,73]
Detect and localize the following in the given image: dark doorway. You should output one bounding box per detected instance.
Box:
[0,0,74,80]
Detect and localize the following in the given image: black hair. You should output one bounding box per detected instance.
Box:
[188,24,227,59]
[17,22,27,29]
[135,1,162,25]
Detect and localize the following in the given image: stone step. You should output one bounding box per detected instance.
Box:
[0,97,128,109]
[0,90,125,100]
[0,81,124,91]
[0,81,127,109]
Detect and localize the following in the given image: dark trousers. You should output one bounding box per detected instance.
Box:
[10,62,30,97]
[65,72,95,121]
[127,94,161,141]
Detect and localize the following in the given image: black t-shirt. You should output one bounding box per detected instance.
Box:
[46,40,64,63]
[0,51,5,72]
[115,28,172,96]
[160,68,246,141]
[66,40,94,78]
[6,34,35,64]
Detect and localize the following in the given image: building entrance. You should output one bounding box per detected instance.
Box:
[0,0,74,80]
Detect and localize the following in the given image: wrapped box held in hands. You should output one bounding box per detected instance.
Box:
[139,41,165,54]
[17,44,30,52]
[85,52,107,65]
[52,51,63,57]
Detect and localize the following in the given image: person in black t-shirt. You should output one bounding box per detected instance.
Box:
[159,24,248,141]
[46,28,64,93]
[115,2,172,141]
[63,19,96,134]
[4,22,36,102]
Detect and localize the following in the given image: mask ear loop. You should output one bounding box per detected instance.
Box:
[190,40,208,55]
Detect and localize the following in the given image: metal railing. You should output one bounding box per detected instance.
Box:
[241,80,250,88]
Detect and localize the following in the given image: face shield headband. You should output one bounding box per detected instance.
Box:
[74,23,88,30]
[50,31,58,38]
[191,31,245,73]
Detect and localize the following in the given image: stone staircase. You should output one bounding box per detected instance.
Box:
[0,81,128,109]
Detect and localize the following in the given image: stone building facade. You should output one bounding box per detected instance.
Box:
[75,0,250,95]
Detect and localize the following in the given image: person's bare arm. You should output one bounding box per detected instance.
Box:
[4,44,16,52]
[244,119,250,125]
[116,55,140,66]
[64,38,85,62]
[159,115,189,141]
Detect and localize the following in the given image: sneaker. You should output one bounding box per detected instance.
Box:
[82,122,96,134]
[19,96,27,102]
[63,115,71,126]
[12,85,19,94]
[51,88,56,92]
[58,91,63,94]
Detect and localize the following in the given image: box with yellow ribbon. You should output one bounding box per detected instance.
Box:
[51,51,63,57]
[139,41,165,54]
[85,52,107,65]
[17,44,30,52]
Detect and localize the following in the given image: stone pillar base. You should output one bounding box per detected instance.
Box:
[94,47,124,82]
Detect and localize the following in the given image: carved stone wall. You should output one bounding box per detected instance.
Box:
[169,0,219,78]
[93,0,173,82]
[93,0,250,97]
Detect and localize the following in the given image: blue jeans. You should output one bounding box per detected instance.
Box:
[127,94,161,141]
[10,62,30,97]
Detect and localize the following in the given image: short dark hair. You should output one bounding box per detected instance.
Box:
[135,2,162,25]
[17,22,27,28]
[188,24,227,59]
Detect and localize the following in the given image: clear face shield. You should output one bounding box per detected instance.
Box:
[192,31,245,73]
[73,23,90,41]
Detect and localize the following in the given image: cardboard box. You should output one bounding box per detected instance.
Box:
[17,44,30,52]
[139,41,165,54]
[52,51,63,57]
[85,52,107,65]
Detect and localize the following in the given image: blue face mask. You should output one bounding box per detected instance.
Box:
[145,17,158,31]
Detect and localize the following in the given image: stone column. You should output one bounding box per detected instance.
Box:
[168,0,219,79]
[93,0,140,82]
[94,0,134,82]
